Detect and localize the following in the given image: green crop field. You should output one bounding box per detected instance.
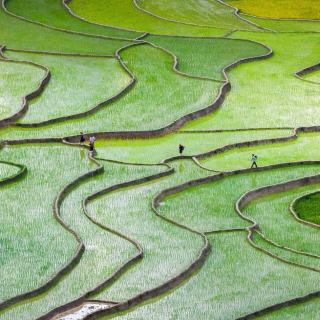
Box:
[0,1,319,319]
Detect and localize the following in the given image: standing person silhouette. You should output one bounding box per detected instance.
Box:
[89,135,96,154]
[80,132,85,144]
[179,144,185,155]
[251,154,258,168]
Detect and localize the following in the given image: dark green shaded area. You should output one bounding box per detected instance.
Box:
[294,192,320,225]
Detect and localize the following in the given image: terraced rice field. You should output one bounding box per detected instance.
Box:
[226,0,320,19]
[0,1,319,319]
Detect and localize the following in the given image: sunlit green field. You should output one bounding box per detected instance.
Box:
[0,0,319,319]
[226,0,320,19]
[0,58,44,119]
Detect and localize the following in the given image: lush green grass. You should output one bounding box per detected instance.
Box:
[227,0,320,19]
[1,160,165,320]
[5,51,130,124]
[0,143,91,301]
[0,44,219,139]
[146,35,269,80]
[0,5,129,54]
[294,192,320,225]
[68,0,228,36]
[186,32,320,130]
[0,59,44,120]
[106,232,320,319]
[139,0,257,30]
[95,130,291,164]
[90,160,211,302]
[200,132,320,171]
[243,15,320,32]
[5,0,141,39]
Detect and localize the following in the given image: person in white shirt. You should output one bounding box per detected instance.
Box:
[251,154,258,168]
[89,136,96,153]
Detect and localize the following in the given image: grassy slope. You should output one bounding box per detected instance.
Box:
[186,32,320,130]
[226,0,320,19]
[201,132,320,171]
[91,160,210,302]
[294,192,320,225]
[1,161,165,320]
[95,130,291,164]
[106,232,320,320]
[0,44,220,139]
[0,59,44,120]
[5,0,141,39]
[0,5,129,54]
[146,35,269,80]
[139,0,257,30]
[0,143,90,301]
[68,0,228,36]
[5,51,130,123]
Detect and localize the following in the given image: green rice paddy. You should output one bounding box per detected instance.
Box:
[200,132,320,171]
[243,15,320,33]
[138,0,258,31]
[4,51,130,124]
[293,191,320,225]
[146,35,269,80]
[107,232,320,320]
[0,4,130,54]
[186,32,320,130]
[68,0,229,36]
[0,59,44,120]
[226,0,320,19]
[1,1,319,319]
[5,0,141,39]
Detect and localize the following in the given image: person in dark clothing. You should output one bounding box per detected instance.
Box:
[80,132,85,144]
[179,144,185,155]
[251,154,258,168]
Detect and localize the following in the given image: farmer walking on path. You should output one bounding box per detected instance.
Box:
[89,135,96,154]
[251,154,258,168]
[179,144,185,155]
